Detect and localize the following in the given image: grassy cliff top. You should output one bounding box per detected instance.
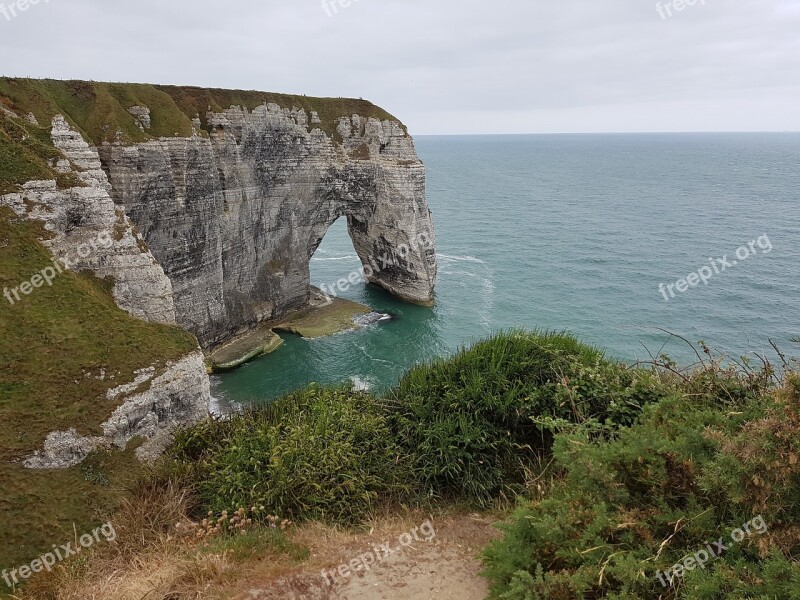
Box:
[0,78,404,148]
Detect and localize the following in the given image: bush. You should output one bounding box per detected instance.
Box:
[387,331,668,504]
[173,331,668,521]
[482,370,800,599]
[172,385,410,524]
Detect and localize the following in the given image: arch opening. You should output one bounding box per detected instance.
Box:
[309,217,367,303]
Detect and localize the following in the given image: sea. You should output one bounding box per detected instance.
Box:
[212,133,800,407]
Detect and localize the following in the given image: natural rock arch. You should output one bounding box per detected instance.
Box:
[104,104,437,347]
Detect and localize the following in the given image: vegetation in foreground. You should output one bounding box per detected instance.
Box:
[171,330,667,524]
[483,358,800,599]
[9,330,800,599]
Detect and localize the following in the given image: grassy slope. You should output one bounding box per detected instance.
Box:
[2,330,796,597]
[0,110,83,195]
[0,207,198,572]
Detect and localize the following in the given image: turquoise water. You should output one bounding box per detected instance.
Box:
[212,134,800,406]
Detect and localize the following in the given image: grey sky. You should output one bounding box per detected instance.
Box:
[1,0,798,134]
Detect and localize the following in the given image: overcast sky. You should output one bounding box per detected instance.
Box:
[1,0,798,134]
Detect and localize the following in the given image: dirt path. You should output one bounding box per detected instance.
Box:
[237,513,501,600]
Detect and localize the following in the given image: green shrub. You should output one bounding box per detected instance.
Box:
[174,331,668,522]
[172,385,410,524]
[387,331,668,504]
[482,371,800,599]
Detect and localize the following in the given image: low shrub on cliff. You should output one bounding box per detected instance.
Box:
[173,331,668,522]
[482,367,800,599]
[387,331,669,504]
[172,386,411,524]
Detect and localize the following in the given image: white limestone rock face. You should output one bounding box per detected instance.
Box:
[0,116,177,324]
[103,105,438,346]
[4,98,436,465]
[21,429,109,470]
[22,351,210,469]
[127,105,152,130]
[102,351,210,459]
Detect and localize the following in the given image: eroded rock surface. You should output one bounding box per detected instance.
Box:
[22,351,210,469]
[103,104,437,346]
[1,115,210,469]
[1,87,434,468]
[0,116,177,324]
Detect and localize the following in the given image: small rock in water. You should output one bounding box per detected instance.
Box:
[353,312,393,326]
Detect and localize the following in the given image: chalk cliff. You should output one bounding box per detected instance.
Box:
[0,115,178,324]
[102,100,437,346]
[1,107,211,468]
[22,351,211,469]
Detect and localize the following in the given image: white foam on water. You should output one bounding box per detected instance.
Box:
[350,375,373,392]
[354,312,393,327]
[311,254,360,262]
[437,253,486,265]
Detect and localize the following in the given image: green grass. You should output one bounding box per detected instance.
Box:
[200,527,309,563]
[0,206,198,572]
[387,330,668,503]
[0,78,192,146]
[172,385,411,524]
[171,331,800,599]
[0,447,147,589]
[0,110,79,195]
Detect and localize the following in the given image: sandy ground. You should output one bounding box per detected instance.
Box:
[235,513,500,600]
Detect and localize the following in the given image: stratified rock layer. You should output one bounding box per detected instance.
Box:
[22,351,210,468]
[0,116,178,324]
[1,115,210,469]
[0,83,435,467]
[103,104,437,346]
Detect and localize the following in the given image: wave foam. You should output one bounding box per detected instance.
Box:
[437,253,486,265]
